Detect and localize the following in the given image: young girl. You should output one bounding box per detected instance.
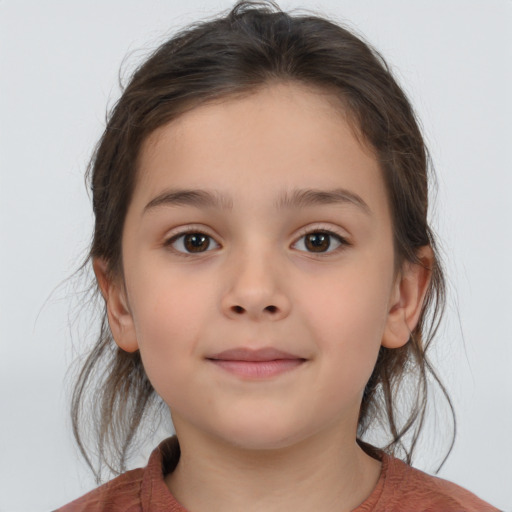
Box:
[55,1,500,510]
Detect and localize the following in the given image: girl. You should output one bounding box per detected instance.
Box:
[53,1,500,510]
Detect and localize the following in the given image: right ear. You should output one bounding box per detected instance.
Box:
[93,258,139,353]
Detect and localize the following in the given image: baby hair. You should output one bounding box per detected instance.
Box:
[73,0,453,481]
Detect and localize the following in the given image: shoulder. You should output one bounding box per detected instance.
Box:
[375,454,501,512]
[54,468,145,512]
[53,437,181,512]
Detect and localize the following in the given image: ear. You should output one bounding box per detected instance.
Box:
[382,246,433,349]
[93,258,139,353]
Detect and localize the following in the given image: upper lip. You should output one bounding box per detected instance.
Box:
[207,347,304,362]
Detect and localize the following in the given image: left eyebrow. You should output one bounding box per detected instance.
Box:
[275,188,372,215]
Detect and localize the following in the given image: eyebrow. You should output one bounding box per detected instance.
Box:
[275,188,371,214]
[143,187,371,215]
[144,189,234,213]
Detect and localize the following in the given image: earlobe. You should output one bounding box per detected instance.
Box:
[382,246,433,349]
[93,258,139,353]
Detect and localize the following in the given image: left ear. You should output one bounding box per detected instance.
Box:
[382,246,433,349]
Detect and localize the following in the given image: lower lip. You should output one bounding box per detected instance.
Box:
[208,359,304,378]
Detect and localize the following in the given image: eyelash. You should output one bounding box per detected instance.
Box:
[164,228,220,256]
[164,226,350,257]
[292,227,350,256]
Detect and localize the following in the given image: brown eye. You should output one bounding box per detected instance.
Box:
[293,231,345,254]
[184,233,210,252]
[305,233,330,252]
[168,232,219,254]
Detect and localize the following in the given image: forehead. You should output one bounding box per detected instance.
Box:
[142,83,367,159]
[134,82,387,217]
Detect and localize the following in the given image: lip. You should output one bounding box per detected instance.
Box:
[207,347,306,379]
[208,347,303,361]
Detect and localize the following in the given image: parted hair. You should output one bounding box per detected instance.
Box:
[72,0,454,481]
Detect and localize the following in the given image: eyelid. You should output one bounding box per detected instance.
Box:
[291,224,351,254]
[163,225,221,256]
[162,223,350,256]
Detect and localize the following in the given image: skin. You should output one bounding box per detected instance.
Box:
[95,82,432,512]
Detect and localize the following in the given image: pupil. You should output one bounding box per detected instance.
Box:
[306,233,330,252]
[184,233,209,252]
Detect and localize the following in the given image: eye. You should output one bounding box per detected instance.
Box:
[166,231,220,254]
[292,230,347,253]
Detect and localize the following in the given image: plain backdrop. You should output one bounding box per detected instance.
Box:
[1,1,511,511]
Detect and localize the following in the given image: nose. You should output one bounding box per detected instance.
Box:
[220,249,291,321]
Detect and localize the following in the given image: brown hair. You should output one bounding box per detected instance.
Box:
[72,0,455,481]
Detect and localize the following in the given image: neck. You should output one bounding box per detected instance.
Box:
[165,423,381,512]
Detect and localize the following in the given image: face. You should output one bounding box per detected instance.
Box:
[102,83,423,451]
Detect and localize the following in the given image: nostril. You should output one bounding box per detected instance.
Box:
[230,305,278,315]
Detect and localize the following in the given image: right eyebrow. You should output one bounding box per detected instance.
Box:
[143,189,233,215]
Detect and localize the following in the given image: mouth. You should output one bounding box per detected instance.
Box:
[206,347,307,379]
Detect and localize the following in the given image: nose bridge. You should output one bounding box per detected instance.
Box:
[221,237,290,320]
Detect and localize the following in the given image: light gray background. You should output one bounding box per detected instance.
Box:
[1,1,511,510]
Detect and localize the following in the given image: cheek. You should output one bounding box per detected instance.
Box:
[127,271,216,395]
[301,259,391,340]
[297,259,393,394]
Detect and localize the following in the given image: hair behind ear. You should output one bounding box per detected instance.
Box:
[359,243,455,471]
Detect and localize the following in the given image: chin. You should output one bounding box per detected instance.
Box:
[209,415,314,453]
